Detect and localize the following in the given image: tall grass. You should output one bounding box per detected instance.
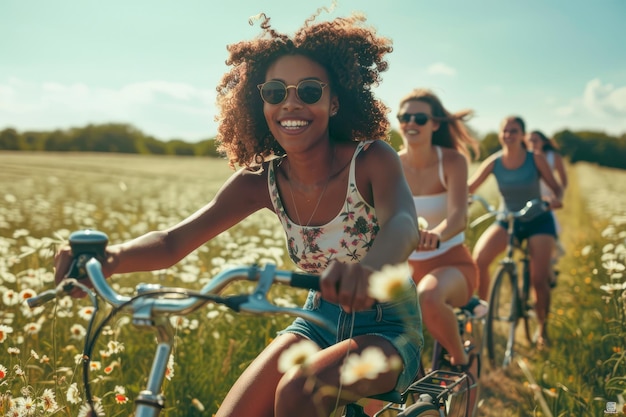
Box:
[536,163,626,416]
[0,152,624,416]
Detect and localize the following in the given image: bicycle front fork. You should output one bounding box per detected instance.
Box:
[133,317,175,417]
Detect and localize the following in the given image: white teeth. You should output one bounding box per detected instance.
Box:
[407,130,419,134]
[280,120,309,128]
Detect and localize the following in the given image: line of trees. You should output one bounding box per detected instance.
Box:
[0,124,220,157]
[477,129,626,169]
[1,123,625,169]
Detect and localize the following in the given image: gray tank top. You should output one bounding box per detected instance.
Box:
[493,151,541,212]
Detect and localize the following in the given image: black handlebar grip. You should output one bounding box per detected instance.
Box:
[26,289,58,309]
[290,272,321,291]
[67,230,109,280]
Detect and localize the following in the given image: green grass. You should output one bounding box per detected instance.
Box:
[0,151,624,416]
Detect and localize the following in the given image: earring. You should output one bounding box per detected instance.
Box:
[330,110,338,117]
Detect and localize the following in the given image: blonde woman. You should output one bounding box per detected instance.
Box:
[397,89,480,375]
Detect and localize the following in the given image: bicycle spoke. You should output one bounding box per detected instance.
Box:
[485,266,519,369]
[520,262,539,347]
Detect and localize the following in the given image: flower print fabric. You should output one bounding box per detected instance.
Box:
[268,141,379,274]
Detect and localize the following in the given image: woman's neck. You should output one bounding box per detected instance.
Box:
[502,144,526,157]
[286,143,336,187]
[403,142,435,169]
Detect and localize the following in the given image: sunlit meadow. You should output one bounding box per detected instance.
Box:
[1,152,625,416]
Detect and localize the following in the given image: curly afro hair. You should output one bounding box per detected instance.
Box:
[215,10,393,168]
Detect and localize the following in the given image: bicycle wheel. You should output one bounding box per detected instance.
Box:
[520,258,539,346]
[485,265,519,369]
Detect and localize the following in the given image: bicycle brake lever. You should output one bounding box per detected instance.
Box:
[240,265,335,331]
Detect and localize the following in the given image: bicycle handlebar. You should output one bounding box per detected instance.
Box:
[27,229,334,332]
[469,195,550,229]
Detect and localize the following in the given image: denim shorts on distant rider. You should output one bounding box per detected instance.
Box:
[497,211,557,242]
[278,280,423,393]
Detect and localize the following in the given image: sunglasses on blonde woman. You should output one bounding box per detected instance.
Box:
[257,80,328,105]
[397,112,430,126]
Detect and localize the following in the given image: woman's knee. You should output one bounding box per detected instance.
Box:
[275,369,313,413]
[474,248,495,270]
[275,367,336,415]
[418,287,441,312]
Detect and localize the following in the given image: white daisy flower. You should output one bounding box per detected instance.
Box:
[368,263,413,302]
[66,383,81,404]
[277,340,320,373]
[340,347,396,386]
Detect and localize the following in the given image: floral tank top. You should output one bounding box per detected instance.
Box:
[268,141,380,274]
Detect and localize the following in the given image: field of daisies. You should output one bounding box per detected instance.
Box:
[1,151,624,417]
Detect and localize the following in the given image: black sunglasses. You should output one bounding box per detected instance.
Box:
[257,80,328,105]
[397,112,430,126]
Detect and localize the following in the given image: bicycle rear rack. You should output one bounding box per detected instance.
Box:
[408,369,471,401]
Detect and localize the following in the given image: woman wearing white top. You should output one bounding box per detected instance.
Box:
[363,89,481,417]
[397,89,480,369]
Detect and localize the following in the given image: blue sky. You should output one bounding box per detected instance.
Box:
[1,0,625,142]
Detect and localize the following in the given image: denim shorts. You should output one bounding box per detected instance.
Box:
[497,211,557,242]
[278,281,423,392]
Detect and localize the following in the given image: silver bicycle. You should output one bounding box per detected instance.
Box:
[27,229,329,417]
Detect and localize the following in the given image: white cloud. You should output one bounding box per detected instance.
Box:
[583,78,626,117]
[540,79,626,135]
[0,78,217,141]
[427,62,457,77]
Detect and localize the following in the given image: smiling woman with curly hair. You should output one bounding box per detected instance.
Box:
[210,10,422,417]
[54,7,423,417]
[215,11,393,168]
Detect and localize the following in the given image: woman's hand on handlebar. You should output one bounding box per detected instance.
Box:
[319,261,375,313]
[547,197,563,210]
[53,244,74,285]
[54,244,119,296]
[416,229,441,251]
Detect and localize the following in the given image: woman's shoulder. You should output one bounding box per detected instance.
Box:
[231,161,272,186]
[531,150,548,163]
[483,150,502,165]
[345,140,402,184]
[440,147,469,175]
[440,146,467,163]
[355,139,396,156]
[353,139,400,168]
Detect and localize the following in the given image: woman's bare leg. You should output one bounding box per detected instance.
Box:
[528,234,555,347]
[417,267,469,365]
[472,225,508,300]
[275,335,403,417]
[215,333,303,417]
[216,331,404,417]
